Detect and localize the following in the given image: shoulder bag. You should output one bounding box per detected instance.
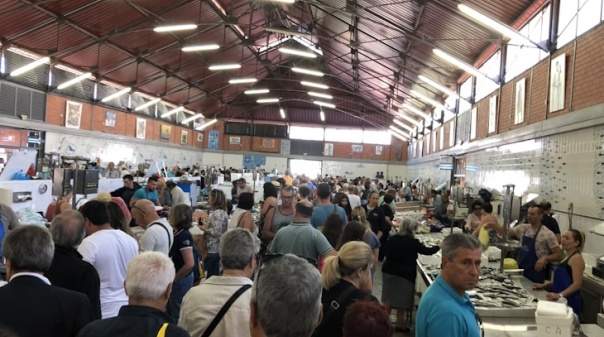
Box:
[201,284,252,337]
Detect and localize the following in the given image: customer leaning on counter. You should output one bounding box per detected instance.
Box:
[532,229,586,314]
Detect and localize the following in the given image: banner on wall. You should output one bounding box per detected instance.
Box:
[280,140,290,155]
[208,130,219,150]
[243,155,266,169]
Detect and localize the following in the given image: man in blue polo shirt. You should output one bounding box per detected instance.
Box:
[416,233,482,337]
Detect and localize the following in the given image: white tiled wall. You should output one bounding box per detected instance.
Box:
[407,126,604,257]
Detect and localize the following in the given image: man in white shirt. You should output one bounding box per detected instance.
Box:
[166,180,190,206]
[131,199,173,255]
[347,185,362,210]
[78,200,138,318]
[104,162,120,179]
[179,228,258,337]
[236,178,253,197]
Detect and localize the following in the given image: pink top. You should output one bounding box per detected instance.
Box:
[111,197,131,221]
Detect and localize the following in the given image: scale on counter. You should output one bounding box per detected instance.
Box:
[593,256,604,279]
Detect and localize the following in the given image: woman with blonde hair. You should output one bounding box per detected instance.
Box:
[349,206,380,268]
[313,241,376,337]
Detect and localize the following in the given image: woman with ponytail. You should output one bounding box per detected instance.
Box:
[313,241,376,337]
[532,229,586,314]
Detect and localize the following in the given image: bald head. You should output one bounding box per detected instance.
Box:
[132,199,159,227]
[295,200,313,219]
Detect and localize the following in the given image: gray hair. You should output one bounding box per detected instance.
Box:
[220,228,260,270]
[50,210,86,247]
[125,252,175,301]
[441,233,481,261]
[252,254,322,337]
[2,225,54,272]
[397,218,418,237]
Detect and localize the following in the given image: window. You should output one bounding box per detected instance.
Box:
[577,0,602,37]
[289,126,324,141]
[475,51,501,101]
[506,6,551,82]
[444,96,457,122]
[324,128,363,143]
[362,130,391,145]
[458,80,473,114]
[558,0,602,48]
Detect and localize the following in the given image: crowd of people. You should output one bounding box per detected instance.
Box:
[0,171,588,337]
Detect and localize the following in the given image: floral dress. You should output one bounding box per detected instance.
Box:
[204,209,229,254]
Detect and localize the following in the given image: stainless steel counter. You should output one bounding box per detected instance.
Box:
[482,324,603,337]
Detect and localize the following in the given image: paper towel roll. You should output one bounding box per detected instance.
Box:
[0,187,12,206]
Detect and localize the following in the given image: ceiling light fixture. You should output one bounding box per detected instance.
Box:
[402,103,432,120]
[195,118,218,130]
[161,106,185,118]
[433,49,495,83]
[388,129,409,142]
[57,72,92,90]
[313,101,335,109]
[245,89,269,95]
[182,44,220,52]
[10,56,50,76]
[393,119,414,132]
[410,90,450,112]
[265,27,313,38]
[266,0,295,3]
[320,110,325,122]
[229,78,257,84]
[301,81,328,89]
[418,75,461,99]
[181,113,204,124]
[101,87,131,103]
[134,98,161,111]
[153,24,198,32]
[389,125,410,138]
[308,91,333,99]
[279,108,286,119]
[292,67,324,77]
[279,47,317,58]
[459,5,535,46]
[397,112,424,127]
[257,98,279,103]
[208,64,241,71]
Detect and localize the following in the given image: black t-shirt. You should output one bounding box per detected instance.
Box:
[382,235,440,282]
[542,214,561,234]
[169,229,193,273]
[363,205,388,237]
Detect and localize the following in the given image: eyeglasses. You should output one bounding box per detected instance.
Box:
[474,207,482,211]
[131,204,146,215]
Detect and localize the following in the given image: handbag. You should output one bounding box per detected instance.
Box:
[12,170,30,180]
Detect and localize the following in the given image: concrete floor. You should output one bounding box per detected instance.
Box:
[372,262,414,337]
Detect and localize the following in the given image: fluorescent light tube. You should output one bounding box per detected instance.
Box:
[181,113,204,124]
[393,119,414,132]
[397,112,424,127]
[292,67,324,77]
[459,5,533,45]
[10,56,50,76]
[154,24,197,32]
[229,78,257,84]
[410,90,448,111]
[195,118,218,130]
[280,108,286,119]
[209,64,241,71]
[257,98,279,103]
[245,89,269,95]
[313,101,335,109]
[279,47,317,58]
[320,110,325,122]
[402,103,432,120]
[161,106,185,118]
[308,91,332,99]
[101,87,131,103]
[265,27,313,38]
[388,129,407,142]
[433,49,491,81]
[389,126,410,138]
[265,0,295,3]
[135,98,161,111]
[182,44,220,52]
[418,75,460,99]
[301,81,328,89]
[57,72,92,90]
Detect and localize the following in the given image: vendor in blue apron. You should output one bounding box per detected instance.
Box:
[532,229,586,314]
[509,205,562,283]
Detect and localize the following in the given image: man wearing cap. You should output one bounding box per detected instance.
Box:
[237,178,253,197]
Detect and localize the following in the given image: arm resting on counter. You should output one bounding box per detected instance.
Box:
[547,253,585,300]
